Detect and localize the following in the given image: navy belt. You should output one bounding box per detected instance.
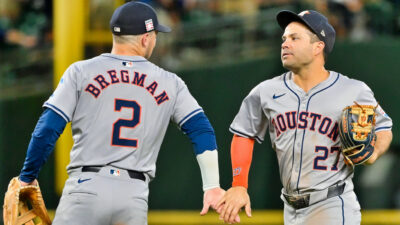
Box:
[82,166,146,182]
[283,183,346,209]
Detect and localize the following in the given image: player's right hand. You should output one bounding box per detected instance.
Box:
[201,187,241,223]
[216,186,251,224]
[200,187,226,215]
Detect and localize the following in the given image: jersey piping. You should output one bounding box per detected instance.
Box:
[283,72,301,173]
[296,73,340,192]
[43,102,71,122]
[229,127,263,143]
[101,54,148,62]
[375,126,392,132]
[178,108,203,127]
[339,196,345,225]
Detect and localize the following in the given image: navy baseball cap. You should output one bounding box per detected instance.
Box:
[276,10,336,54]
[110,1,171,35]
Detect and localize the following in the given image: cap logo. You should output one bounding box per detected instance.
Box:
[114,27,121,32]
[145,19,154,32]
[320,30,326,37]
[299,11,310,17]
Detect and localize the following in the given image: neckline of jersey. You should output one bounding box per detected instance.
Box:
[101,53,148,62]
[287,70,336,96]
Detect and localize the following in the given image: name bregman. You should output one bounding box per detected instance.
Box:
[85,69,169,105]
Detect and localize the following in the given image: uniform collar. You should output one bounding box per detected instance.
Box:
[101,53,148,62]
[287,70,335,95]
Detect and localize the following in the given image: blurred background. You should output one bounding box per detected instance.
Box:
[1,0,400,224]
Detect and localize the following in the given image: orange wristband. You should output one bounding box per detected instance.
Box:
[231,134,254,189]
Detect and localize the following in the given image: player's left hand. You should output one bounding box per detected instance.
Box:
[364,151,378,165]
[200,187,226,215]
[364,130,392,165]
[201,187,241,223]
[216,186,251,224]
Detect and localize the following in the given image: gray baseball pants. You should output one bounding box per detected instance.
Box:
[282,184,361,225]
[52,166,149,225]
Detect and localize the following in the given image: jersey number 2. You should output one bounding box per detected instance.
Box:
[112,99,141,148]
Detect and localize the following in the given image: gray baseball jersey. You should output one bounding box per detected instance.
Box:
[230,71,392,194]
[45,53,203,179]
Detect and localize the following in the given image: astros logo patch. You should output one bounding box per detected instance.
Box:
[233,167,241,177]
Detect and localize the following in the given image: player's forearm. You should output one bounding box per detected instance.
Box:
[181,112,220,190]
[374,130,393,158]
[181,112,217,154]
[19,108,67,182]
[20,136,54,182]
[231,134,254,189]
[197,150,220,191]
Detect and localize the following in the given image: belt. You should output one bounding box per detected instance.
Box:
[283,183,346,210]
[82,166,146,182]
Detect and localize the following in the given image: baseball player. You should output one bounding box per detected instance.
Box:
[216,10,393,224]
[17,2,226,225]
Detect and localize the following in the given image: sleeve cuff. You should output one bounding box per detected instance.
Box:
[229,127,263,144]
[178,108,203,127]
[196,150,220,191]
[43,103,70,122]
[375,126,392,132]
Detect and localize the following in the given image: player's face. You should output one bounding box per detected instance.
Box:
[144,31,157,59]
[281,22,316,71]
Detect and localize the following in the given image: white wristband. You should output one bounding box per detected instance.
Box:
[196,150,220,191]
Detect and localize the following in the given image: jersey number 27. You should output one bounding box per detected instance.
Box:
[112,99,141,148]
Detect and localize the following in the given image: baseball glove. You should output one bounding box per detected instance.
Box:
[338,102,377,166]
[3,177,52,225]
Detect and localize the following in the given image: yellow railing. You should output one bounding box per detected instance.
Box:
[48,210,400,225]
[53,0,123,194]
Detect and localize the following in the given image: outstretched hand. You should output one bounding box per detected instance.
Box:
[200,187,241,223]
[216,186,251,224]
[200,187,226,215]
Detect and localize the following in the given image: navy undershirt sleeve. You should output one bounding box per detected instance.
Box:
[19,108,67,183]
[181,112,217,155]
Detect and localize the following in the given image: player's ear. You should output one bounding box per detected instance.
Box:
[314,41,325,57]
[141,33,150,48]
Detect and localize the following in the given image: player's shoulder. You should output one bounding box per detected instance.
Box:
[59,59,91,78]
[242,72,288,98]
[253,72,288,90]
[146,61,179,79]
[62,55,118,80]
[146,62,188,87]
[67,56,103,72]
[336,72,371,90]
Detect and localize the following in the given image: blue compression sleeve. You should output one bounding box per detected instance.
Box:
[19,108,67,182]
[181,112,217,155]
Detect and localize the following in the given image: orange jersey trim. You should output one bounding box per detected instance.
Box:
[231,134,254,189]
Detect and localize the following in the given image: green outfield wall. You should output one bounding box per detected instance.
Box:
[1,40,399,214]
